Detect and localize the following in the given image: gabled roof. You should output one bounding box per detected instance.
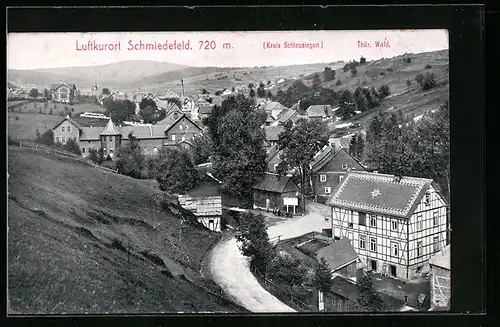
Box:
[162,113,202,134]
[264,126,284,142]
[329,275,360,302]
[265,144,281,163]
[52,116,82,131]
[317,238,359,272]
[310,147,365,173]
[276,109,298,124]
[265,113,275,123]
[428,244,450,270]
[100,118,121,135]
[307,104,333,118]
[252,173,299,193]
[50,82,76,90]
[326,171,435,219]
[262,101,288,112]
[155,111,183,126]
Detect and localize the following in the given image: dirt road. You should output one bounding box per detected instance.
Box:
[209,200,331,313]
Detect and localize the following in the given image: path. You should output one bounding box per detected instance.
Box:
[209,199,331,313]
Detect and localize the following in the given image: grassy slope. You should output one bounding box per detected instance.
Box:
[7,146,244,313]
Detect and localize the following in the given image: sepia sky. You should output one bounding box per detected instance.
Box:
[7,30,448,70]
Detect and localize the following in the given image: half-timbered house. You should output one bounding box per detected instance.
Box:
[326,171,449,281]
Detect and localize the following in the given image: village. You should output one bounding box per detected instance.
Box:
[7,26,452,315]
[9,55,450,313]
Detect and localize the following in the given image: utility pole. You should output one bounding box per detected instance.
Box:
[179,218,183,242]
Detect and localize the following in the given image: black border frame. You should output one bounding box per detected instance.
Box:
[4,4,489,327]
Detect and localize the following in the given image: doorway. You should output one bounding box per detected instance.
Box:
[208,219,214,231]
[390,265,397,277]
[371,260,377,272]
[265,198,271,208]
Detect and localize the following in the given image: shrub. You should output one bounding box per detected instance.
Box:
[378,84,391,99]
[14,116,19,121]
[88,148,100,164]
[63,138,82,155]
[35,129,54,146]
[425,64,432,69]
[351,67,358,77]
[387,67,394,72]
[379,71,385,76]
[416,72,436,90]
[336,80,342,86]
[360,56,366,64]
[406,79,412,86]
[8,136,20,146]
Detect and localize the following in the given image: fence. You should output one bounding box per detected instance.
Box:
[251,265,316,312]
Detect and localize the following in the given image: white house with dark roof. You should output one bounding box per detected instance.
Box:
[50,82,78,103]
[326,171,449,281]
[51,113,202,158]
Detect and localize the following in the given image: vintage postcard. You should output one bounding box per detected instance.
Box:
[7,29,450,314]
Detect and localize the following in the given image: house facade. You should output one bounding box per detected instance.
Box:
[178,195,222,232]
[252,173,300,215]
[266,145,282,173]
[51,114,203,158]
[310,147,366,203]
[50,82,78,104]
[326,171,449,281]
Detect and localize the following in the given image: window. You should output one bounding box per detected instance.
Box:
[88,141,91,144]
[433,211,439,226]
[370,215,377,227]
[433,236,440,252]
[424,193,430,206]
[62,136,66,143]
[109,136,113,142]
[61,126,65,132]
[179,125,183,130]
[339,175,344,182]
[324,187,332,194]
[109,149,114,154]
[182,135,185,141]
[391,220,398,231]
[320,174,326,182]
[274,164,279,171]
[56,137,60,143]
[348,222,353,229]
[67,126,71,132]
[171,134,176,141]
[359,235,366,249]
[342,163,348,169]
[82,148,86,153]
[417,215,423,230]
[324,216,329,222]
[417,241,423,256]
[391,242,399,256]
[359,212,366,226]
[370,238,377,252]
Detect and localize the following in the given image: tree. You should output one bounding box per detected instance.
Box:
[351,67,358,77]
[235,212,275,272]
[190,133,213,165]
[49,107,53,115]
[312,74,322,91]
[248,83,254,89]
[203,94,267,202]
[357,273,384,312]
[88,148,100,164]
[277,118,329,212]
[360,56,367,64]
[102,88,110,95]
[62,138,82,155]
[362,87,381,108]
[202,88,209,94]
[324,66,336,82]
[353,87,369,112]
[115,134,145,178]
[140,105,157,123]
[29,88,40,99]
[35,129,54,146]
[98,148,105,164]
[266,90,273,98]
[336,80,342,86]
[416,72,436,90]
[249,88,256,98]
[257,83,266,97]
[406,79,412,87]
[104,99,136,123]
[312,257,333,293]
[231,86,235,92]
[349,133,365,161]
[268,253,307,300]
[339,89,357,119]
[378,84,390,99]
[155,147,199,194]
[43,88,50,100]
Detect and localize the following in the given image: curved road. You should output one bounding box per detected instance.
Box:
[209,200,331,313]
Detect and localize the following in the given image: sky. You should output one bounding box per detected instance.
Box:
[7,30,448,70]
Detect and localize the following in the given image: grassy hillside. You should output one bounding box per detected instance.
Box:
[7,146,244,313]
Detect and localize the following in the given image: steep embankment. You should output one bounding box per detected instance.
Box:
[7,146,244,314]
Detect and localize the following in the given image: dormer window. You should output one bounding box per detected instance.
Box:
[342,163,348,169]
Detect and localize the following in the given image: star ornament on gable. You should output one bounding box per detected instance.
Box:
[371,188,381,198]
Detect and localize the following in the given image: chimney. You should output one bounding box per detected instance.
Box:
[394,175,402,183]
